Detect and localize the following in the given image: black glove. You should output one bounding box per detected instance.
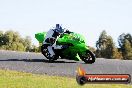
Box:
[62,45,69,49]
[64,30,73,34]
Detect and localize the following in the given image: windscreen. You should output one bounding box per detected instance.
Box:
[68,33,86,43]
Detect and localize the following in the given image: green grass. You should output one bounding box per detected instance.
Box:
[0,70,131,88]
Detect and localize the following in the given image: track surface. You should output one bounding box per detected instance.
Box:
[0,50,132,79]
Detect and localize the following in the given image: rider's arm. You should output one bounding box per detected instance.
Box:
[59,30,73,38]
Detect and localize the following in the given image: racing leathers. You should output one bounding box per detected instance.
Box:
[42,25,71,58]
[43,29,62,57]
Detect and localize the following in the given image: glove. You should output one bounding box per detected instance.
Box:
[62,45,69,49]
[64,30,72,34]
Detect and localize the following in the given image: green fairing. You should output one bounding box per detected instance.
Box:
[35,32,46,43]
[35,32,89,61]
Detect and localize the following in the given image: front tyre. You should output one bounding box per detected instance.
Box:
[81,50,96,64]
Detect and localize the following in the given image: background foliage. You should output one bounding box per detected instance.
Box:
[0,30,132,60]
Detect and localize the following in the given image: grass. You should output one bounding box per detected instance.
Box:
[0,70,131,88]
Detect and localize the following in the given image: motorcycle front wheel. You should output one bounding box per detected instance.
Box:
[80,50,96,64]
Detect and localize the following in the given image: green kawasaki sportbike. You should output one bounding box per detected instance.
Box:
[35,32,96,64]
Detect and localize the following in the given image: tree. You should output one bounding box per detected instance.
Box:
[0,31,4,46]
[11,42,18,51]
[0,30,30,51]
[4,30,14,44]
[96,30,107,51]
[96,30,122,59]
[124,40,132,60]
[13,31,21,42]
[118,33,132,60]
[118,33,132,59]
[96,30,109,58]
[3,30,23,50]
[16,42,25,51]
[30,45,40,52]
[21,36,32,52]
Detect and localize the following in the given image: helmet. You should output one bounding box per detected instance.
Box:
[55,24,64,34]
[56,24,60,29]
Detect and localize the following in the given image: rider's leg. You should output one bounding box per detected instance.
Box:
[47,46,55,57]
[52,42,62,49]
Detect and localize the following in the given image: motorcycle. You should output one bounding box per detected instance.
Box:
[35,32,96,64]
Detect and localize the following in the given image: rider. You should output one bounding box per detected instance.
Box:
[42,24,71,59]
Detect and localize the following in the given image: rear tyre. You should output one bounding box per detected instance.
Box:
[81,50,96,64]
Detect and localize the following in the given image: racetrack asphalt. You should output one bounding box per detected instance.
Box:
[0,50,132,81]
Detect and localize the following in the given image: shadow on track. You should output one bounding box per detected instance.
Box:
[0,59,77,63]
